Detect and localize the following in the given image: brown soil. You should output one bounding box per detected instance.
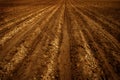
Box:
[0,0,120,80]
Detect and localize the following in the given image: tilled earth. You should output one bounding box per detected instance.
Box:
[0,0,120,80]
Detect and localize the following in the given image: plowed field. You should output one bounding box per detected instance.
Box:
[0,0,120,80]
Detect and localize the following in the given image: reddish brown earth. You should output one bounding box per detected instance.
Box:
[0,0,120,80]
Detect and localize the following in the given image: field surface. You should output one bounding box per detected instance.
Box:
[0,0,120,80]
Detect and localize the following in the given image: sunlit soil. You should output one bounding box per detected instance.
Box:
[0,0,120,80]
